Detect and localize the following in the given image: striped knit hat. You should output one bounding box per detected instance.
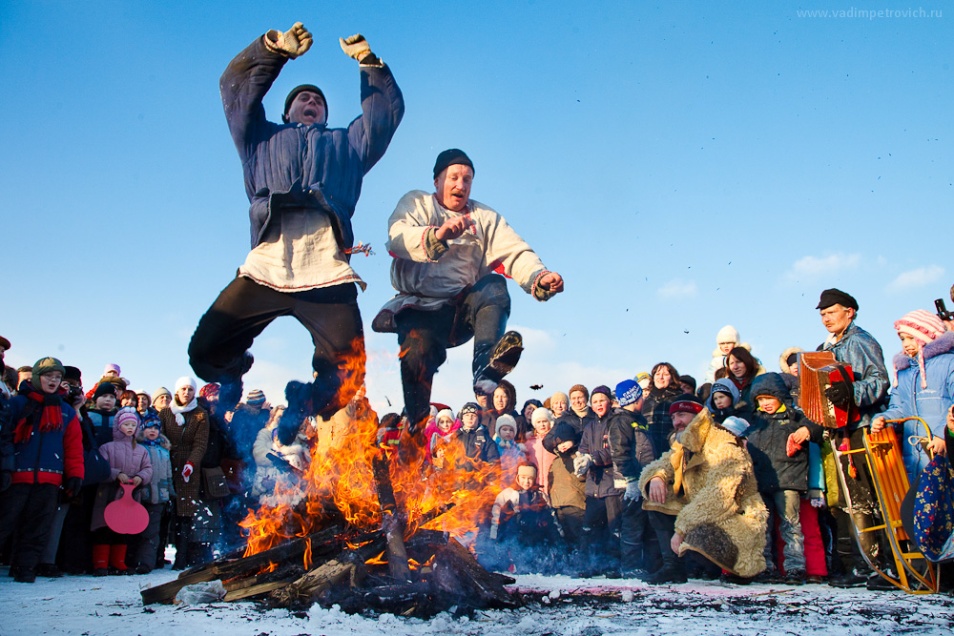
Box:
[246,389,266,405]
[894,309,948,388]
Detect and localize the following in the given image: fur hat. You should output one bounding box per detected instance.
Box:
[716,325,740,345]
[615,379,643,407]
[436,408,456,425]
[779,347,803,375]
[816,288,858,311]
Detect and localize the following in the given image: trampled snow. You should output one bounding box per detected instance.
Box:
[2,568,952,636]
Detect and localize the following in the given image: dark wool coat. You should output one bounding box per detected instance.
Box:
[160,405,209,517]
[221,35,404,250]
[607,407,656,484]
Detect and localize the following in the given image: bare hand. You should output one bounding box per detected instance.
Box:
[266,22,313,59]
[118,473,130,484]
[670,532,684,554]
[435,215,473,241]
[928,436,947,456]
[790,426,811,444]
[648,477,667,504]
[538,271,564,295]
[132,476,143,487]
[871,416,886,433]
[339,33,371,61]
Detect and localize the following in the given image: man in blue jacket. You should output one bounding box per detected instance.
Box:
[814,288,890,588]
[188,22,404,445]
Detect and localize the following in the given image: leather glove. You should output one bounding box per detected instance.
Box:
[0,471,11,492]
[825,382,852,408]
[573,453,593,477]
[623,481,641,502]
[339,33,371,61]
[265,22,314,59]
[182,462,194,482]
[489,524,499,541]
[63,476,83,500]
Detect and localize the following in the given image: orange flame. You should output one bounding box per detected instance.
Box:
[240,340,505,568]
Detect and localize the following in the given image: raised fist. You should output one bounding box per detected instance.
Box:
[339,33,371,61]
[265,22,314,59]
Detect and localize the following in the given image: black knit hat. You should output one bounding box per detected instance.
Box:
[433,148,474,179]
[94,382,117,400]
[283,84,327,124]
[816,288,858,311]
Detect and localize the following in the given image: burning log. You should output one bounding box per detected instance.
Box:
[372,453,411,583]
[430,538,518,610]
[267,536,384,608]
[141,524,343,605]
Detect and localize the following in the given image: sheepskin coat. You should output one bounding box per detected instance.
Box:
[639,409,768,577]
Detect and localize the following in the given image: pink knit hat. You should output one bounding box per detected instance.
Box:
[894,309,948,388]
[895,309,947,345]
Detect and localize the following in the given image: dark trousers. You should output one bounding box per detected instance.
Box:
[620,497,649,572]
[135,502,165,570]
[396,274,511,424]
[0,483,59,571]
[581,494,623,572]
[834,427,885,572]
[188,277,365,416]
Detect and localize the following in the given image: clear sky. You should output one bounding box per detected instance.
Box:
[2,1,951,415]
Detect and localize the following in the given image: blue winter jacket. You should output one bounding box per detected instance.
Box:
[820,321,889,431]
[221,35,404,250]
[880,331,954,479]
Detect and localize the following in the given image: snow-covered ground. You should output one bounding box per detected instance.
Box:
[2,567,952,636]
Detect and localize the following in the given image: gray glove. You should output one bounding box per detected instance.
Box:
[573,453,593,477]
[489,524,499,541]
[339,33,371,61]
[265,22,314,59]
[623,481,641,502]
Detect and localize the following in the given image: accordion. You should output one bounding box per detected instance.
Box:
[797,351,860,429]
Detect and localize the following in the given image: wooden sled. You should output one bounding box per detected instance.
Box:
[833,419,939,594]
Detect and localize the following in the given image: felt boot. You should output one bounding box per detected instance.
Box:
[92,544,110,576]
[109,544,129,574]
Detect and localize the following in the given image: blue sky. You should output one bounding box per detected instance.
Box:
[2,1,951,414]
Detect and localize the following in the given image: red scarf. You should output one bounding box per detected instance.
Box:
[14,383,65,444]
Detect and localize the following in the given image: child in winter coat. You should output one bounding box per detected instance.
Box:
[87,382,119,447]
[90,407,153,575]
[873,310,954,481]
[705,378,742,423]
[134,412,174,573]
[705,325,741,383]
[493,414,526,483]
[745,373,824,583]
[485,463,557,573]
[0,357,85,583]
[456,402,499,468]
